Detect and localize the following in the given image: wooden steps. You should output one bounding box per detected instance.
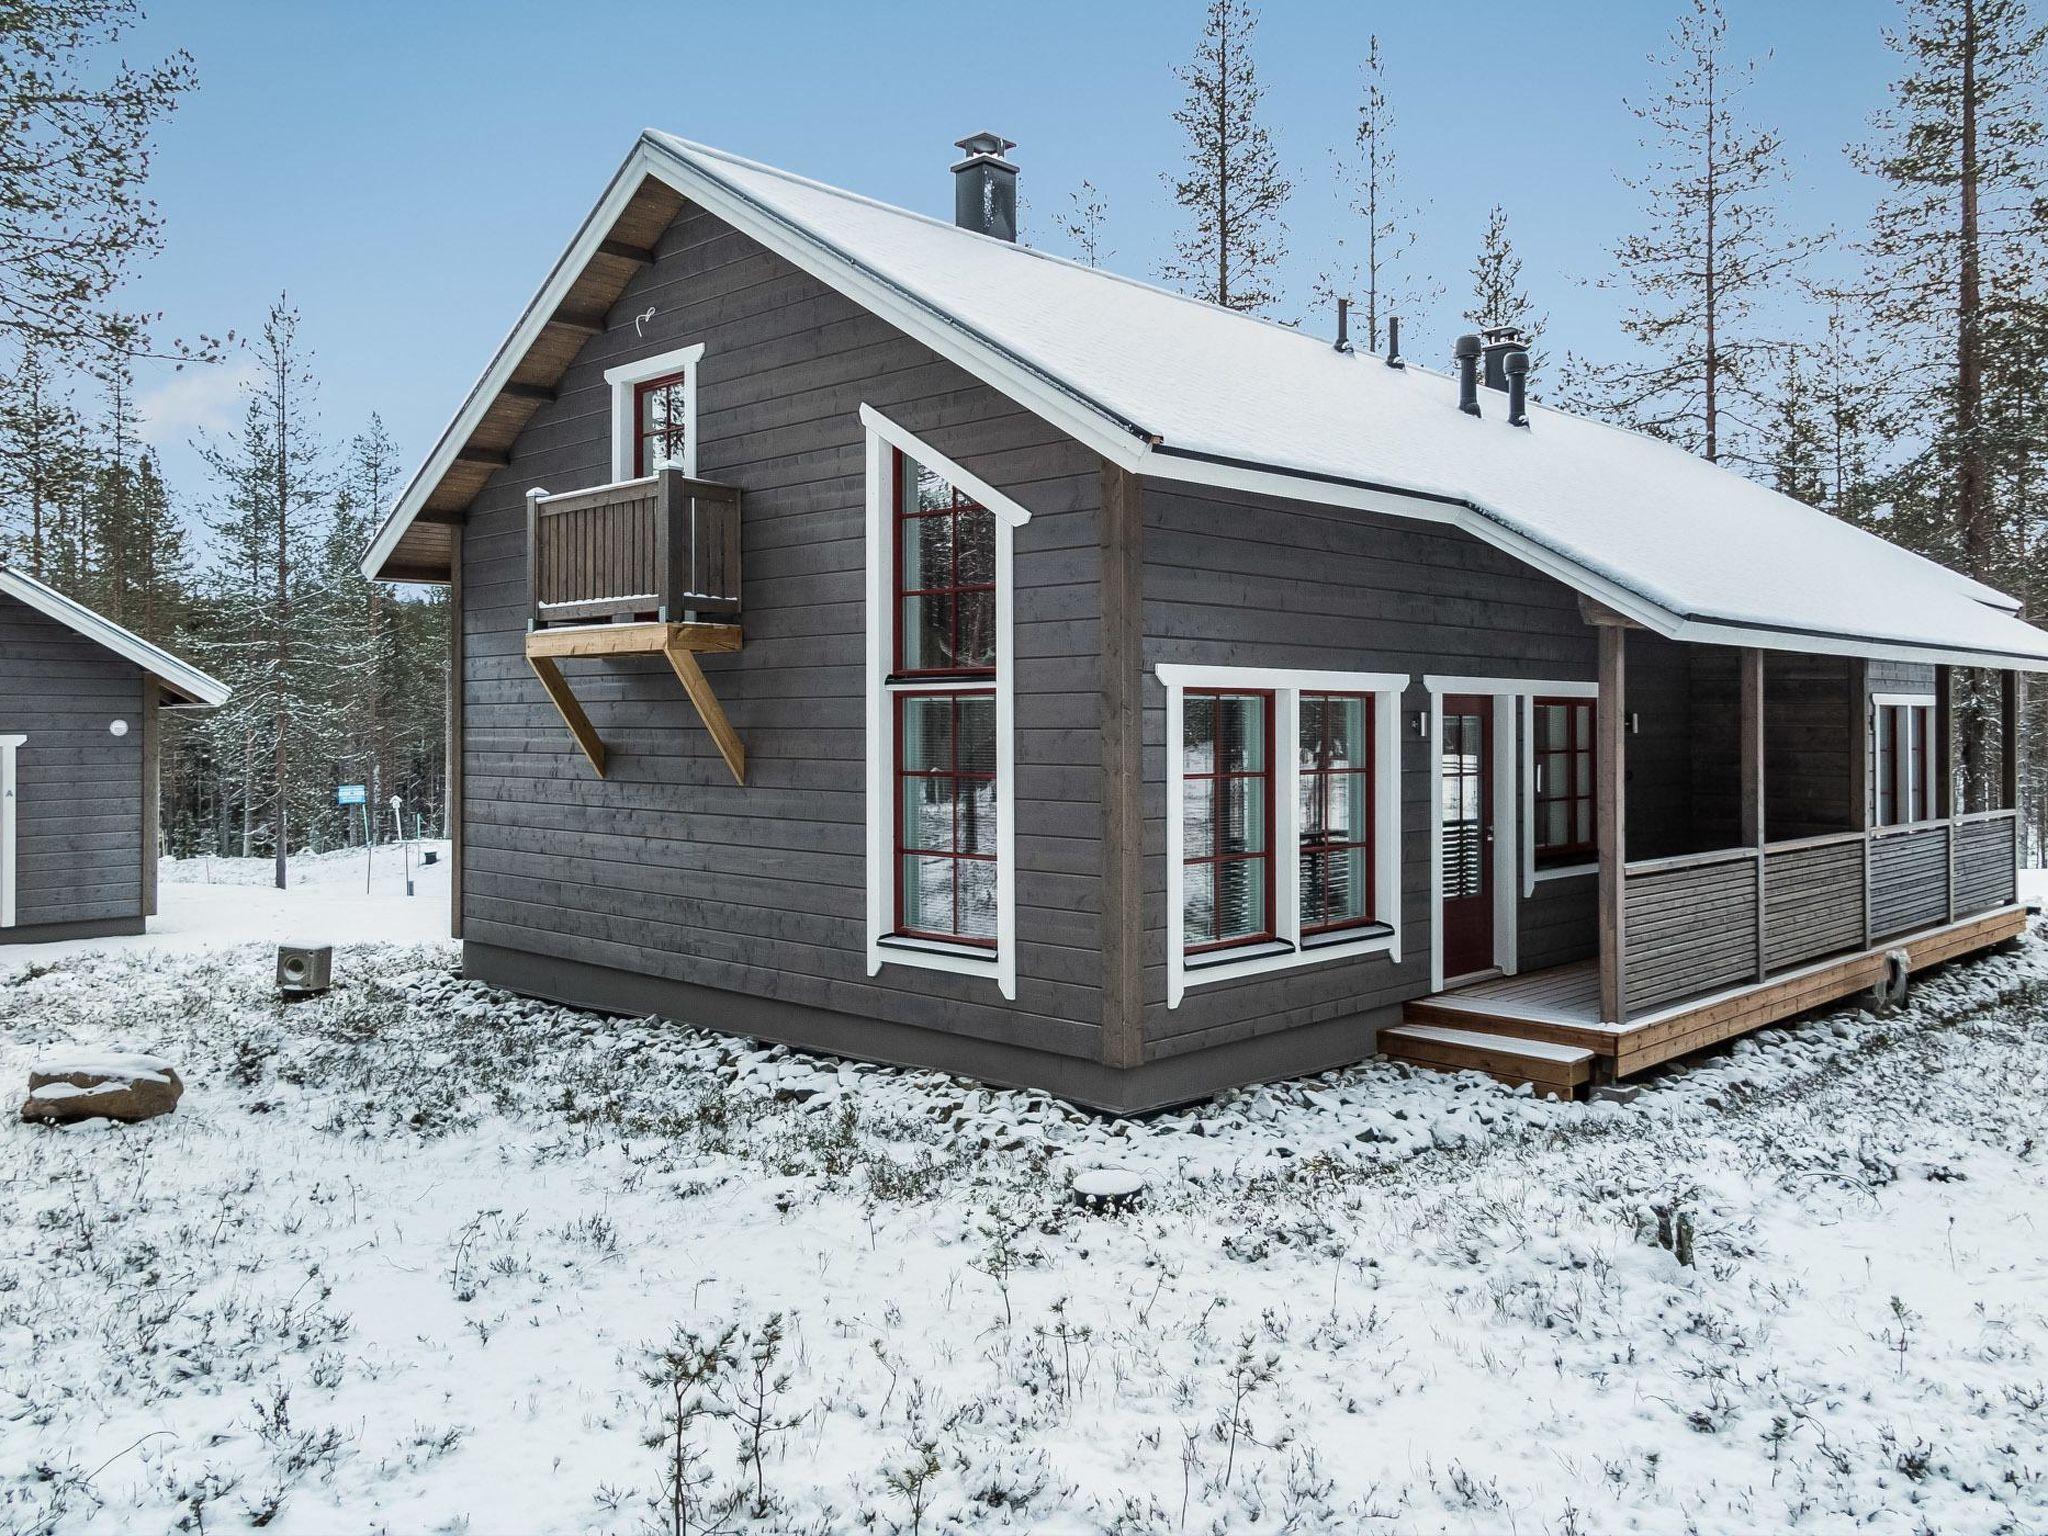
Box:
[1378,1023,1595,1098]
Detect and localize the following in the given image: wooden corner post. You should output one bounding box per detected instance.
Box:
[1740,648,1765,981]
[1099,461,1146,1071]
[1936,663,1955,921]
[2000,669,2020,813]
[1597,624,1628,1026]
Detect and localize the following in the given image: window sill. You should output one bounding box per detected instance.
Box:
[1176,925,1398,999]
[1530,860,1598,886]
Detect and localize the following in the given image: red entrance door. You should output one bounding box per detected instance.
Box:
[1440,694,1494,979]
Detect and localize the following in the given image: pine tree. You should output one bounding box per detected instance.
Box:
[1316,36,1431,354]
[1573,0,1820,463]
[0,346,87,577]
[1055,181,1111,267]
[1852,0,2048,798]
[1161,0,1292,313]
[1766,353,1829,506]
[1811,293,1887,522]
[191,299,335,885]
[1466,204,1546,346]
[0,1,206,368]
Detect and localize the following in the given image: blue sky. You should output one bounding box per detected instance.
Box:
[119,0,1903,502]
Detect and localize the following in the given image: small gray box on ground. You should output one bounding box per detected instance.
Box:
[277,943,333,996]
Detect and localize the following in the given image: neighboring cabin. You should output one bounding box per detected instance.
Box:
[0,567,229,944]
[361,132,2046,1111]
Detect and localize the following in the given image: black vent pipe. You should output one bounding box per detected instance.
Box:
[1386,315,1404,369]
[1505,348,1530,428]
[1454,334,1482,416]
[1334,297,1352,353]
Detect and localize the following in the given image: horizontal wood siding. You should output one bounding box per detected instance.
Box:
[457,199,1106,1061]
[1955,815,2017,915]
[0,590,145,931]
[1762,838,1864,971]
[1870,823,1950,938]
[1138,481,1599,1058]
[1622,855,1759,1013]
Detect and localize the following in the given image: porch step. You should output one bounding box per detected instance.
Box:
[1378,1023,1596,1099]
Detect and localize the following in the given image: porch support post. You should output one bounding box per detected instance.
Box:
[1098,461,1146,1070]
[1740,648,1765,981]
[1936,663,1955,921]
[1597,625,1627,1026]
[2000,669,2020,813]
[1847,657,1870,950]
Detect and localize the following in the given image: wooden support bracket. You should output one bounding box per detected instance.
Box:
[527,652,608,778]
[522,622,745,784]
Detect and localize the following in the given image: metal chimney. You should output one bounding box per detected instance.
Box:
[952,132,1019,242]
[1334,297,1353,354]
[1386,315,1405,369]
[1454,334,1483,416]
[1480,324,1530,392]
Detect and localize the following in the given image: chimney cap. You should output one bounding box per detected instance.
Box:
[1479,323,1531,350]
[952,131,1018,170]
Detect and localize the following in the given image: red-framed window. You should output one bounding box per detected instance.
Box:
[1299,692,1375,934]
[1532,697,1596,863]
[894,690,998,946]
[894,448,996,676]
[1877,702,1935,826]
[633,372,690,477]
[1182,690,1274,954]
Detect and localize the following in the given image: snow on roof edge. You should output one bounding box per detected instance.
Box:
[0,566,230,707]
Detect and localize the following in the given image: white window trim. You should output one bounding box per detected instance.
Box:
[1872,692,1936,828]
[1159,663,1408,1008]
[1419,676,1595,992]
[0,734,21,928]
[861,404,1029,1001]
[1513,682,1602,897]
[604,342,705,481]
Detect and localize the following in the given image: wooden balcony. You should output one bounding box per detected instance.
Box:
[527,469,740,629]
[521,472,747,786]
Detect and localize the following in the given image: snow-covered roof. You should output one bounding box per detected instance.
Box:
[363,131,2048,670]
[0,565,229,707]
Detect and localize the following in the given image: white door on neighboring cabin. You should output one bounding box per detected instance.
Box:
[0,735,21,928]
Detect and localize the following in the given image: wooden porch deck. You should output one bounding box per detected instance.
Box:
[1390,903,2028,1090]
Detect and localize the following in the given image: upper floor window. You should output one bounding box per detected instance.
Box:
[896,454,997,675]
[634,373,690,476]
[1875,697,1935,826]
[1531,697,1596,864]
[605,342,704,481]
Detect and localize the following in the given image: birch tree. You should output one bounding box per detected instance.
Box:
[1161,0,1292,313]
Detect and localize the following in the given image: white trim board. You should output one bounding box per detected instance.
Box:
[353,134,2048,673]
[0,568,227,708]
[604,342,705,479]
[0,733,21,928]
[1158,662,1408,1008]
[862,406,1020,1000]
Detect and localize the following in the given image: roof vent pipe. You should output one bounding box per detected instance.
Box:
[1505,348,1530,428]
[1454,334,1482,416]
[1334,297,1353,354]
[1480,324,1529,392]
[952,132,1019,242]
[1386,315,1405,368]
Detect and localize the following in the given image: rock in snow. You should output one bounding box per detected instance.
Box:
[21,1052,183,1125]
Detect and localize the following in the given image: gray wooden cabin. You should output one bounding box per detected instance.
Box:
[362,133,2046,1110]
[0,567,228,944]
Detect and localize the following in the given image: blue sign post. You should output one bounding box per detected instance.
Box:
[337,785,372,891]
[336,784,367,806]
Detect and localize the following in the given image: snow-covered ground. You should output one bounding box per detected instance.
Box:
[2,868,2047,1533]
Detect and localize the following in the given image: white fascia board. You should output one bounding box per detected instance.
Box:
[1155,661,1411,694]
[859,404,1032,528]
[0,568,228,707]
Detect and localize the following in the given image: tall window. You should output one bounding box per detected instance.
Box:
[865,407,1021,997]
[895,691,997,945]
[1532,698,1596,864]
[1875,700,1935,826]
[1299,693,1374,934]
[633,373,690,476]
[1182,691,1274,952]
[896,455,997,675]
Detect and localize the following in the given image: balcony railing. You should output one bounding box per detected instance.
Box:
[1617,808,2019,1016]
[527,469,741,629]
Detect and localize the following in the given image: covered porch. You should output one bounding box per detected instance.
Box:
[1389,618,2030,1090]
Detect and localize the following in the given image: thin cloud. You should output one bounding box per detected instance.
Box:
[136,359,261,446]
